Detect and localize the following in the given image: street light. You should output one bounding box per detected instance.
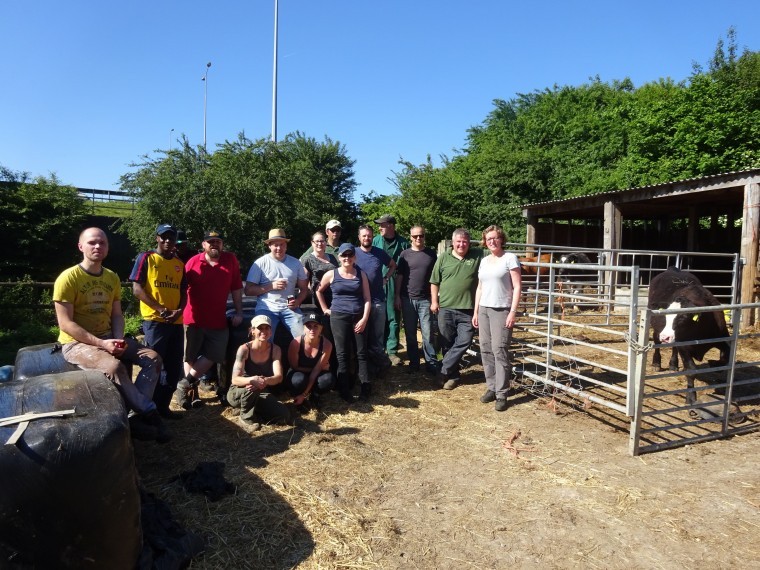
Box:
[272,0,278,142]
[202,61,211,152]
[169,128,174,152]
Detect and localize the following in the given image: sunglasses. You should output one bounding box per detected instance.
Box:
[411,234,425,239]
[340,252,355,258]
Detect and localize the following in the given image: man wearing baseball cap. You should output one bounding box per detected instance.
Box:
[373,214,410,366]
[177,229,244,409]
[129,223,187,419]
[299,219,344,261]
[245,228,310,340]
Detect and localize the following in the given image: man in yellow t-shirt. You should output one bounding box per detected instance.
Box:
[129,223,187,418]
[53,227,168,442]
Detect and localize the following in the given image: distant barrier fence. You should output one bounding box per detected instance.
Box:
[77,188,135,213]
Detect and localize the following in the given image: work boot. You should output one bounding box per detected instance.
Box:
[495,398,509,412]
[359,383,372,402]
[174,378,193,410]
[480,390,496,403]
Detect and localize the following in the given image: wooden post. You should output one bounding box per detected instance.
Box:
[740,182,760,327]
[603,201,622,300]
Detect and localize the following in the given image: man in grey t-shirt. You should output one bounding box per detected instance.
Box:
[245,228,310,339]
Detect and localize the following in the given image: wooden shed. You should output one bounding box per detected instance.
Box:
[522,169,760,324]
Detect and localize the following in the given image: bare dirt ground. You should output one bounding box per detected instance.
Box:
[134,346,760,569]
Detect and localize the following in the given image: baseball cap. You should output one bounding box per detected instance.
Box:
[251,314,272,329]
[326,219,342,231]
[338,243,356,256]
[156,224,177,236]
[303,312,321,325]
[374,214,396,224]
[204,229,224,241]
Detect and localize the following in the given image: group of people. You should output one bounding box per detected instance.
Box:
[51,217,522,442]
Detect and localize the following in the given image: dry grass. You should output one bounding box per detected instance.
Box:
[134,354,760,569]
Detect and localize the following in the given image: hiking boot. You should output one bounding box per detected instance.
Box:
[198,379,215,393]
[480,390,496,403]
[443,378,460,390]
[174,379,193,410]
[436,371,448,389]
[495,398,508,412]
[359,383,372,402]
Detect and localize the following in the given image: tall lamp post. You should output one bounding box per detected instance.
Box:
[202,61,211,152]
[271,0,278,142]
[169,128,174,152]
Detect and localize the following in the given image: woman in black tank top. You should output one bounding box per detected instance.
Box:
[228,315,292,429]
[286,312,335,410]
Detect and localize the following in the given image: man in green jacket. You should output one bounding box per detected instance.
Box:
[373,214,410,365]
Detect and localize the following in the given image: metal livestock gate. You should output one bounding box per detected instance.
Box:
[508,246,760,455]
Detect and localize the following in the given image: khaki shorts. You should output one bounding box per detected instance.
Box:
[184,325,229,364]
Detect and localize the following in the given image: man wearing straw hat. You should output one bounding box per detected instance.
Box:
[245,228,310,340]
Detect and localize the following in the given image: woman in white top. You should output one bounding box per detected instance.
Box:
[472,225,522,412]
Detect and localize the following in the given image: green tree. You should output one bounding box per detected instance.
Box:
[0,167,88,280]
[119,132,359,266]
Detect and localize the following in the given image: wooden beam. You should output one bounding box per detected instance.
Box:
[740,182,760,327]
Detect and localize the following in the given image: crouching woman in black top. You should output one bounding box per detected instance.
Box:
[228,314,293,431]
[286,312,335,411]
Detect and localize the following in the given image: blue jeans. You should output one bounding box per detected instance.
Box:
[367,301,391,370]
[255,306,303,339]
[142,320,184,413]
[477,307,514,398]
[437,308,475,379]
[401,297,437,369]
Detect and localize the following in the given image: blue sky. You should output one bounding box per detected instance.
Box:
[2,1,758,201]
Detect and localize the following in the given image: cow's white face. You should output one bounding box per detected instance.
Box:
[659,300,682,344]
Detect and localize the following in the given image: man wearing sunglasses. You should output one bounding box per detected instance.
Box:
[395,225,438,376]
[129,224,187,420]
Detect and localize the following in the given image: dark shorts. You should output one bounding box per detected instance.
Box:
[185,325,229,364]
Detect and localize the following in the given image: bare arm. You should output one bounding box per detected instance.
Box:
[355,273,371,333]
[315,271,334,314]
[54,300,125,356]
[292,277,310,308]
[230,288,243,326]
[472,282,482,328]
[430,283,440,313]
[506,267,522,329]
[132,281,163,313]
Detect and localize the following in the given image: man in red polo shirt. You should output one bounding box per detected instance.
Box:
[174,229,244,409]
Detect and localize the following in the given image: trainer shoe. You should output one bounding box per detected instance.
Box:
[480,390,496,403]
[495,398,508,412]
[239,418,261,433]
[443,378,460,390]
